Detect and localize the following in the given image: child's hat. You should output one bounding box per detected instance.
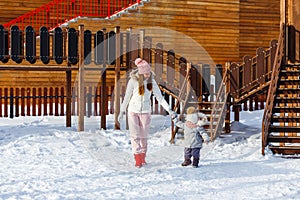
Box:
[186,113,198,124]
[135,58,151,74]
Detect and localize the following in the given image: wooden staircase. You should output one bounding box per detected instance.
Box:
[266,62,300,155]
[262,23,300,155]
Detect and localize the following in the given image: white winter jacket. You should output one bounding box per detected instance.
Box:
[120,70,171,114]
[176,122,210,148]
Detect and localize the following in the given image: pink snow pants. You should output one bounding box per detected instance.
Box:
[128,112,151,154]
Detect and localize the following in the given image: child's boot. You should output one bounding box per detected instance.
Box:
[192,157,199,168]
[181,158,192,166]
[134,154,142,168]
[140,153,147,165]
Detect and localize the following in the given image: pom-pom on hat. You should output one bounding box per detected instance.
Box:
[135,58,151,74]
[186,106,196,114]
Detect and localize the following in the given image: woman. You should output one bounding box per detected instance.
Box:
[118,58,176,168]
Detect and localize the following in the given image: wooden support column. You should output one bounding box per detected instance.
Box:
[101,28,107,130]
[66,69,72,127]
[78,24,85,131]
[225,62,231,133]
[139,29,145,58]
[114,26,121,129]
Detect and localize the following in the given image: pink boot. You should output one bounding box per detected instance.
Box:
[140,153,147,165]
[134,154,142,168]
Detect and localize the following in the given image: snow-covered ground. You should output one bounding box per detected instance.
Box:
[0,109,299,199]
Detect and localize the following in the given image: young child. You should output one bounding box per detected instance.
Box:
[175,106,210,168]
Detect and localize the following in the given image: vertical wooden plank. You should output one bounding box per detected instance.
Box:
[54,87,59,116]
[26,88,30,116]
[32,88,36,116]
[243,56,252,92]
[257,47,266,84]
[15,88,19,117]
[202,64,211,102]
[288,25,295,63]
[38,88,42,116]
[44,87,48,116]
[60,87,64,116]
[0,88,2,117]
[110,86,114,114]
[154,43,164,85]
[4,88,8,117]
[87,86,92,117]
[269,40,278,80]
[78,24,85,131]
[66,70,72,126]
[101,28,107,129]
[84,87,87,117]
[230,63,239,99]
[139,29,145,58]
[190,65,200,101]
[166,50,175,87]
[49,87,53,116]
[166,50,175,112]
[21,88,25,116]
[130,33,139,68]
[94,86,98,116]
[215,64,223,97]
[9,88,14,119]
[114,26,121,129]
[72,87,76,116]
[143,36,152,63]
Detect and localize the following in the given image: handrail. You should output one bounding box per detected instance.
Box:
[261,23,285,155]
[4,0,141,31]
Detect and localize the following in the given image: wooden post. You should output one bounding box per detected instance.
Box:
[78,24,85,131]
[101,28,107,130]
[114,26,121,129]
[66,69,72,127]
[225,62,231,133]
[139,29,145,58]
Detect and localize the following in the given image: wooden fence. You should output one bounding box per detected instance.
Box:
[0,24,273,132]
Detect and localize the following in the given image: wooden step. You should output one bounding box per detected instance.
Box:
[268,135,300,143]
[278,79,300,85]
[268,145,300,155]
[272,116,300,122]
[277,88,300,94]
[279,70,300,76]
[273,106,300,113]
[269,126,300,133]
[274,97,300,103]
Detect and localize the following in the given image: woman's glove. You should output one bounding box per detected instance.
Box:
[169,111,178,120]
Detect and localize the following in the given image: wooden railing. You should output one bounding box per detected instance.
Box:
[229,39,278,105]
[262,23,285,155]
[3,0,142,31]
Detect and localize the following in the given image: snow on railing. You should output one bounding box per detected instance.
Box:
[4,0,142,31]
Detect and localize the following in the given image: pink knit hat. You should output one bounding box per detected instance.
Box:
[135,58,151,74]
